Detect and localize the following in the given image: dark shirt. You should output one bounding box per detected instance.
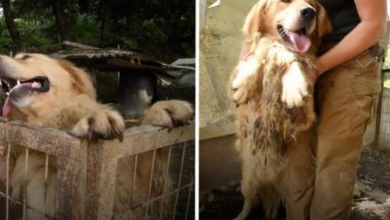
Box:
[318,0,361,42]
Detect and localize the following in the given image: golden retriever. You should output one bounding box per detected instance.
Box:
[0,53,193,219]
[229,0,332,219]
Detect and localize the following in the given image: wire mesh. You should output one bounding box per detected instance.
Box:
[378,70,390,149]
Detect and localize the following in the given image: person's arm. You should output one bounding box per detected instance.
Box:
[317,0,387,75]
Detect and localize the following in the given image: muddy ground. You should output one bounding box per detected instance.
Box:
[200,150,390,220]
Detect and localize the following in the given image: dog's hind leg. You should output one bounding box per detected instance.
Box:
[259,184,282,220]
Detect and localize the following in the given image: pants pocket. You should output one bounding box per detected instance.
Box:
[350,95,374,136]
[351,64,381,136]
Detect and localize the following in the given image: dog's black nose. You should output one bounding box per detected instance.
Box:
[300,7,316,21]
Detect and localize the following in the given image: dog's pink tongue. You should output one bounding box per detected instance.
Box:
[289,32,311,53]
[2,96,12,117]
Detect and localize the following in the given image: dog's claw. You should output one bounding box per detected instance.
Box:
[71,108,125,142]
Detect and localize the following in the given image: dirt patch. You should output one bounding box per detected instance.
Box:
[358,150,390,195]
[200,151,390,220]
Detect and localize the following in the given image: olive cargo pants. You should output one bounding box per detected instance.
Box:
[284,47,382,220]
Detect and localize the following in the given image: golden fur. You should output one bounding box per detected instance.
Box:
[0,53,193,219]
[229,0,332,219]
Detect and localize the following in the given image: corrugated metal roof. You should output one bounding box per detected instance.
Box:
[52,49,163,66]
[51,49,195,85]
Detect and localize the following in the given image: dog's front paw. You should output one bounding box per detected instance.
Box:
[281,62,309,108]
[231,59,260,105]
[141,100,194,128]
[231,85,249,105]
[70,106,125,141]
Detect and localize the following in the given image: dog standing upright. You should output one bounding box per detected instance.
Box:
[229,0,332,219]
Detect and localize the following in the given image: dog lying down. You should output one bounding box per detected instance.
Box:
[230,0,331,219]
[0,53,194,219]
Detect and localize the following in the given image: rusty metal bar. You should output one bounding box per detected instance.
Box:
[44,154,49,220]
[145,149,157,219]
[0,119,194,220]
[130,153,139,220]
[0,118,80,156]
[184,176,194,220]
[0,190,56,219]
[6,143,11,220]
[115,123,195,157]
[23,148,29,220]
[85,123,194,220]
[173,142,187,220]
[85,140,119,220]
[56,140,87,220]
[159,145,173,220]
[113,182,194,219]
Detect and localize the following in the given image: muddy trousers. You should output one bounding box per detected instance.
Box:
[284,49,381,220]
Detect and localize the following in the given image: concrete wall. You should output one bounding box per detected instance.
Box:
[199,135,241,192]
[199,0,257,131]
[199,0,257,192]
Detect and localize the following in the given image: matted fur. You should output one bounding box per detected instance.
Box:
[229,0,332,219]
[0,53,194,219]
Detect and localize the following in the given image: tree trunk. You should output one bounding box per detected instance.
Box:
[51,0,71,47]
[100,0,112,42]
[1,0,22,50]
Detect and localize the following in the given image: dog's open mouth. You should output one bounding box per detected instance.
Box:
[0,76,50,117]
[277,25,312,53]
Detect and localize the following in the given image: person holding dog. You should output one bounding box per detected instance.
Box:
[286,0,387,220]
[238,0,387,219]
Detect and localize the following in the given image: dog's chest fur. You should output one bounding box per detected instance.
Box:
[242,38,317,155]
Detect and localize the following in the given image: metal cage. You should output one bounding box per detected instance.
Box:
[0,117,195,220]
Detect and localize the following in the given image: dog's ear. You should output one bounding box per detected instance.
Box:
[316,3,332,37]
[242,0,268,40]
[56,59,96,100]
